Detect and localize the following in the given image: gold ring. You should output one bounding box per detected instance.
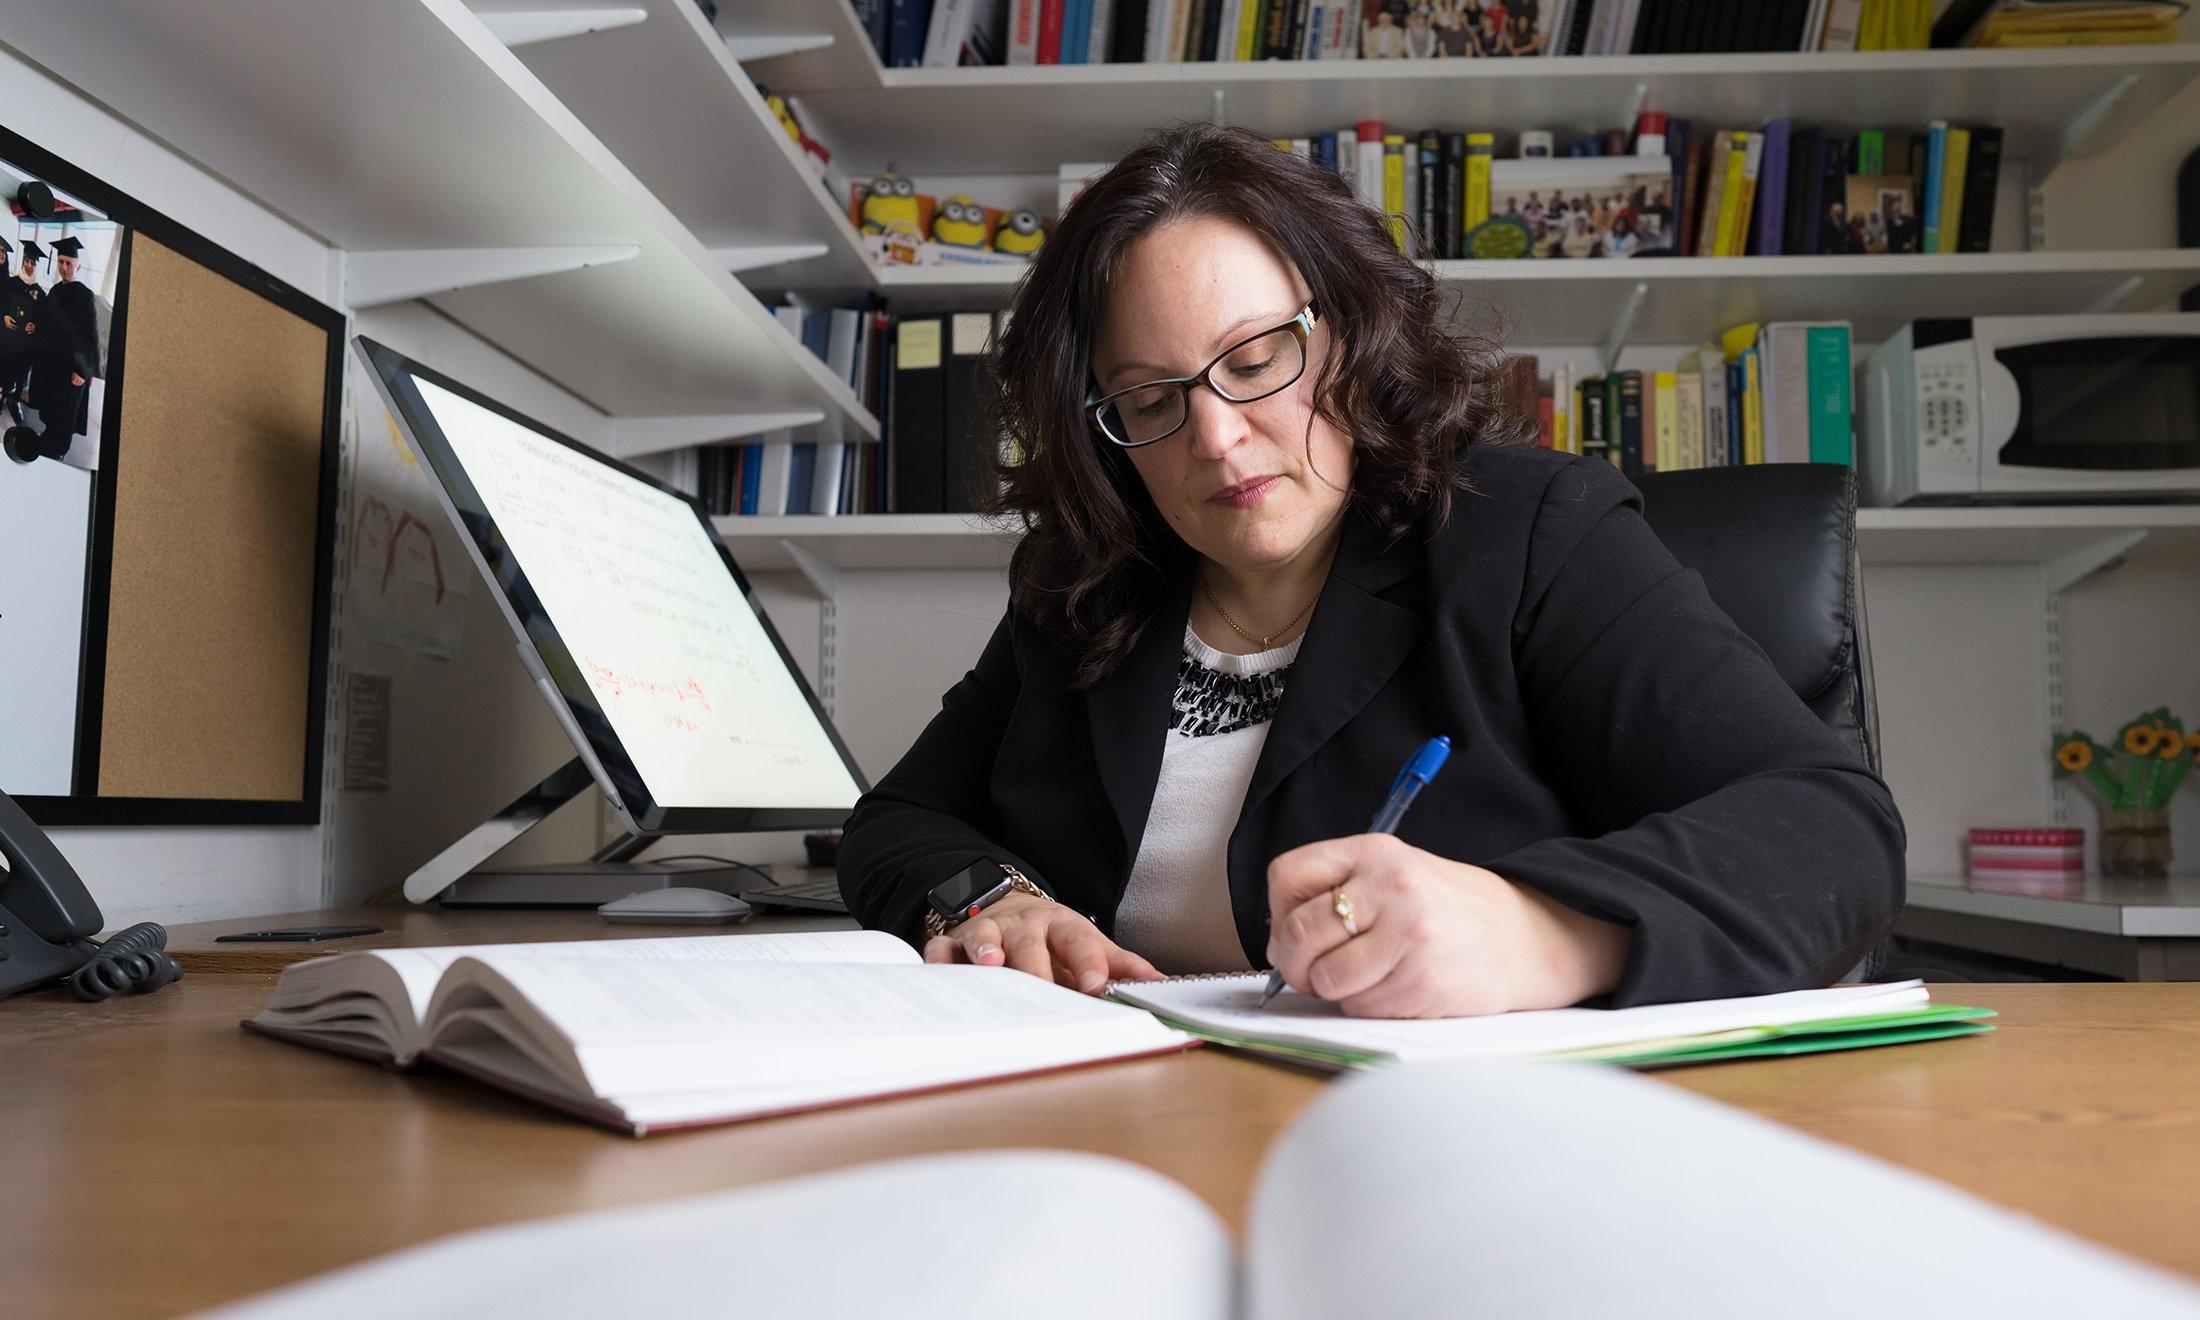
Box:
[1332,886,1359,938]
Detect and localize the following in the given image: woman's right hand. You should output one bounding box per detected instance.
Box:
[923,892,1163,995]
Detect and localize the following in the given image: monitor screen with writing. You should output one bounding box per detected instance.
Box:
[361,338,865,835]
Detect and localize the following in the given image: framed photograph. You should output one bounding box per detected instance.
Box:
[1835,174,1920,255]
[1482,157,1677,259]
[1362,0,1556,57]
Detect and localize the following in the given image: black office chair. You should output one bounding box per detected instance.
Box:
[1634,463,1898,982]
[1635,463,1880,774]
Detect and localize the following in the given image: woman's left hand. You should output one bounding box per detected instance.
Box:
[1264,834,1632,1018]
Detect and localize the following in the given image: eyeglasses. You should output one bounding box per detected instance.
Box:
[1086,304,1317,448]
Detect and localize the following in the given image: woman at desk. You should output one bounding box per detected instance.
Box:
[838,124,1904,1018]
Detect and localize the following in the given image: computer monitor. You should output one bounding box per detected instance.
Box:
[358,338,868,904]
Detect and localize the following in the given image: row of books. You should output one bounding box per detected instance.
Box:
[1255,114,2004,261]
[1670,121,2006,259]
[688,307,1008,518]
[1572,0,1935,54]
[847,0,2137,65]
[1526,320,1855,476]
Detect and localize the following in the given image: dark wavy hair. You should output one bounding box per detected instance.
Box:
[978,122,1523,688]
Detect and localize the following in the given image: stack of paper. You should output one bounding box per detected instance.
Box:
[1107,977,1991,1070]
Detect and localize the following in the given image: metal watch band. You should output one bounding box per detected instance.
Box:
[922,864,1043,939]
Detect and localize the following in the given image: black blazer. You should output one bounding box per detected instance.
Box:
[839,444,1906,1006]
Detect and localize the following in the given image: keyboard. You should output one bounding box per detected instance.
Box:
[744,875,849,915]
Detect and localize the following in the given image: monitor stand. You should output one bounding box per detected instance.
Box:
[402,758,765,907]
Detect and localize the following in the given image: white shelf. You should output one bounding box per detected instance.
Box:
[1857,503,2200,568]
[5,0,875,433]
[506,0,874,290]
[715,514,1020,570]
[712,503,2200,573]
[785,46,2200,176]
[870,250,2200,339]
[723,0,886,93]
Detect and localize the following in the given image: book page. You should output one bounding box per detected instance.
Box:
[193,1151,1233,1320]
[427,960,1191,1099]
[1111,977,1930,1064]
[1246,1061,2200,1320]
[260,930,916,1048]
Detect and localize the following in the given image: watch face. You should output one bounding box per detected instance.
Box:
[928,859,1011,921]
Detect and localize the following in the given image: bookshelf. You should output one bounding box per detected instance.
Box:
[876,249,2200,343]
[8,0,877,435]
[773,46,2200,174]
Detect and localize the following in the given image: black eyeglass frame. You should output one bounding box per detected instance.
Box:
[1084,303,1319,449]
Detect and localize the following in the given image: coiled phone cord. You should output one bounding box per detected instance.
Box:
[67,922,183,1001]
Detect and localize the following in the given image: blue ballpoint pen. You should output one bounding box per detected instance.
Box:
[1259,735,1451,1007]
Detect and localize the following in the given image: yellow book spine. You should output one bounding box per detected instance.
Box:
[1730,132,1763,258]
[1464,132,1494,229]
[1742,351,1765,465]
[1236,0,1261,60]
[1937,128,1970,255]
[1896,0,1926,47]
[1714,135,1748,257]
[1651,372,1678,474]
[1858,0,1886,49]
[1383,134,1408,253]
[1550,363,1572,455]
[1674,371,1704,470]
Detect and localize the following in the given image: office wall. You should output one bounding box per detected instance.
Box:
[3,45,329,924]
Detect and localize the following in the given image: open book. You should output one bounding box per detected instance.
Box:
[193,1058,2200,1320]
[1107,975,1993,1069]
[244,930,1194,1135]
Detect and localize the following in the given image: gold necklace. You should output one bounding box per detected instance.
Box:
[1199,572,1317,650]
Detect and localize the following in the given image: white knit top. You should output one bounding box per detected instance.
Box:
[1114,625,1302,975]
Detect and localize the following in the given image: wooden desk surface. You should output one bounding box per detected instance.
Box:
[7,969,2200,1317]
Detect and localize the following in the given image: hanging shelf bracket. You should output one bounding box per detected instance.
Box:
[609,412,827,459]
[343,246,641,308]
[2041,529,2148,595]
[709,244,832,275]
[1600,282,1650,374]
[476,7,648,48]
[723,32,836,61]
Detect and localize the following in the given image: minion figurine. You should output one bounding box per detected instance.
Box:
[991,208,1047,257]
[931,195,989,249]
[860,172,920,236]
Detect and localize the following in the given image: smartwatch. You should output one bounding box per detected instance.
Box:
[923,859,1044,938]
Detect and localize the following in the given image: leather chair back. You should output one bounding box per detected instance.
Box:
[1633,464,1881,773]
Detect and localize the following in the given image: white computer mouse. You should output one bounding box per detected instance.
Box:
[597,887,754,925]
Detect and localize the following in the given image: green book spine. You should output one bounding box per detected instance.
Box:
[1805,324,1853,465]
[1616,371,1645,478]
[1855,129,1884,175]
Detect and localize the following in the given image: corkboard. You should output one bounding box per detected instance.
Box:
[96,234,329,801]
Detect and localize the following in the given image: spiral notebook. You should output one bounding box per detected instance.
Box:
[1105,974,1993,1070]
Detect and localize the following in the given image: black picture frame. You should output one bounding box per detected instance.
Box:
[3,123,341,827]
